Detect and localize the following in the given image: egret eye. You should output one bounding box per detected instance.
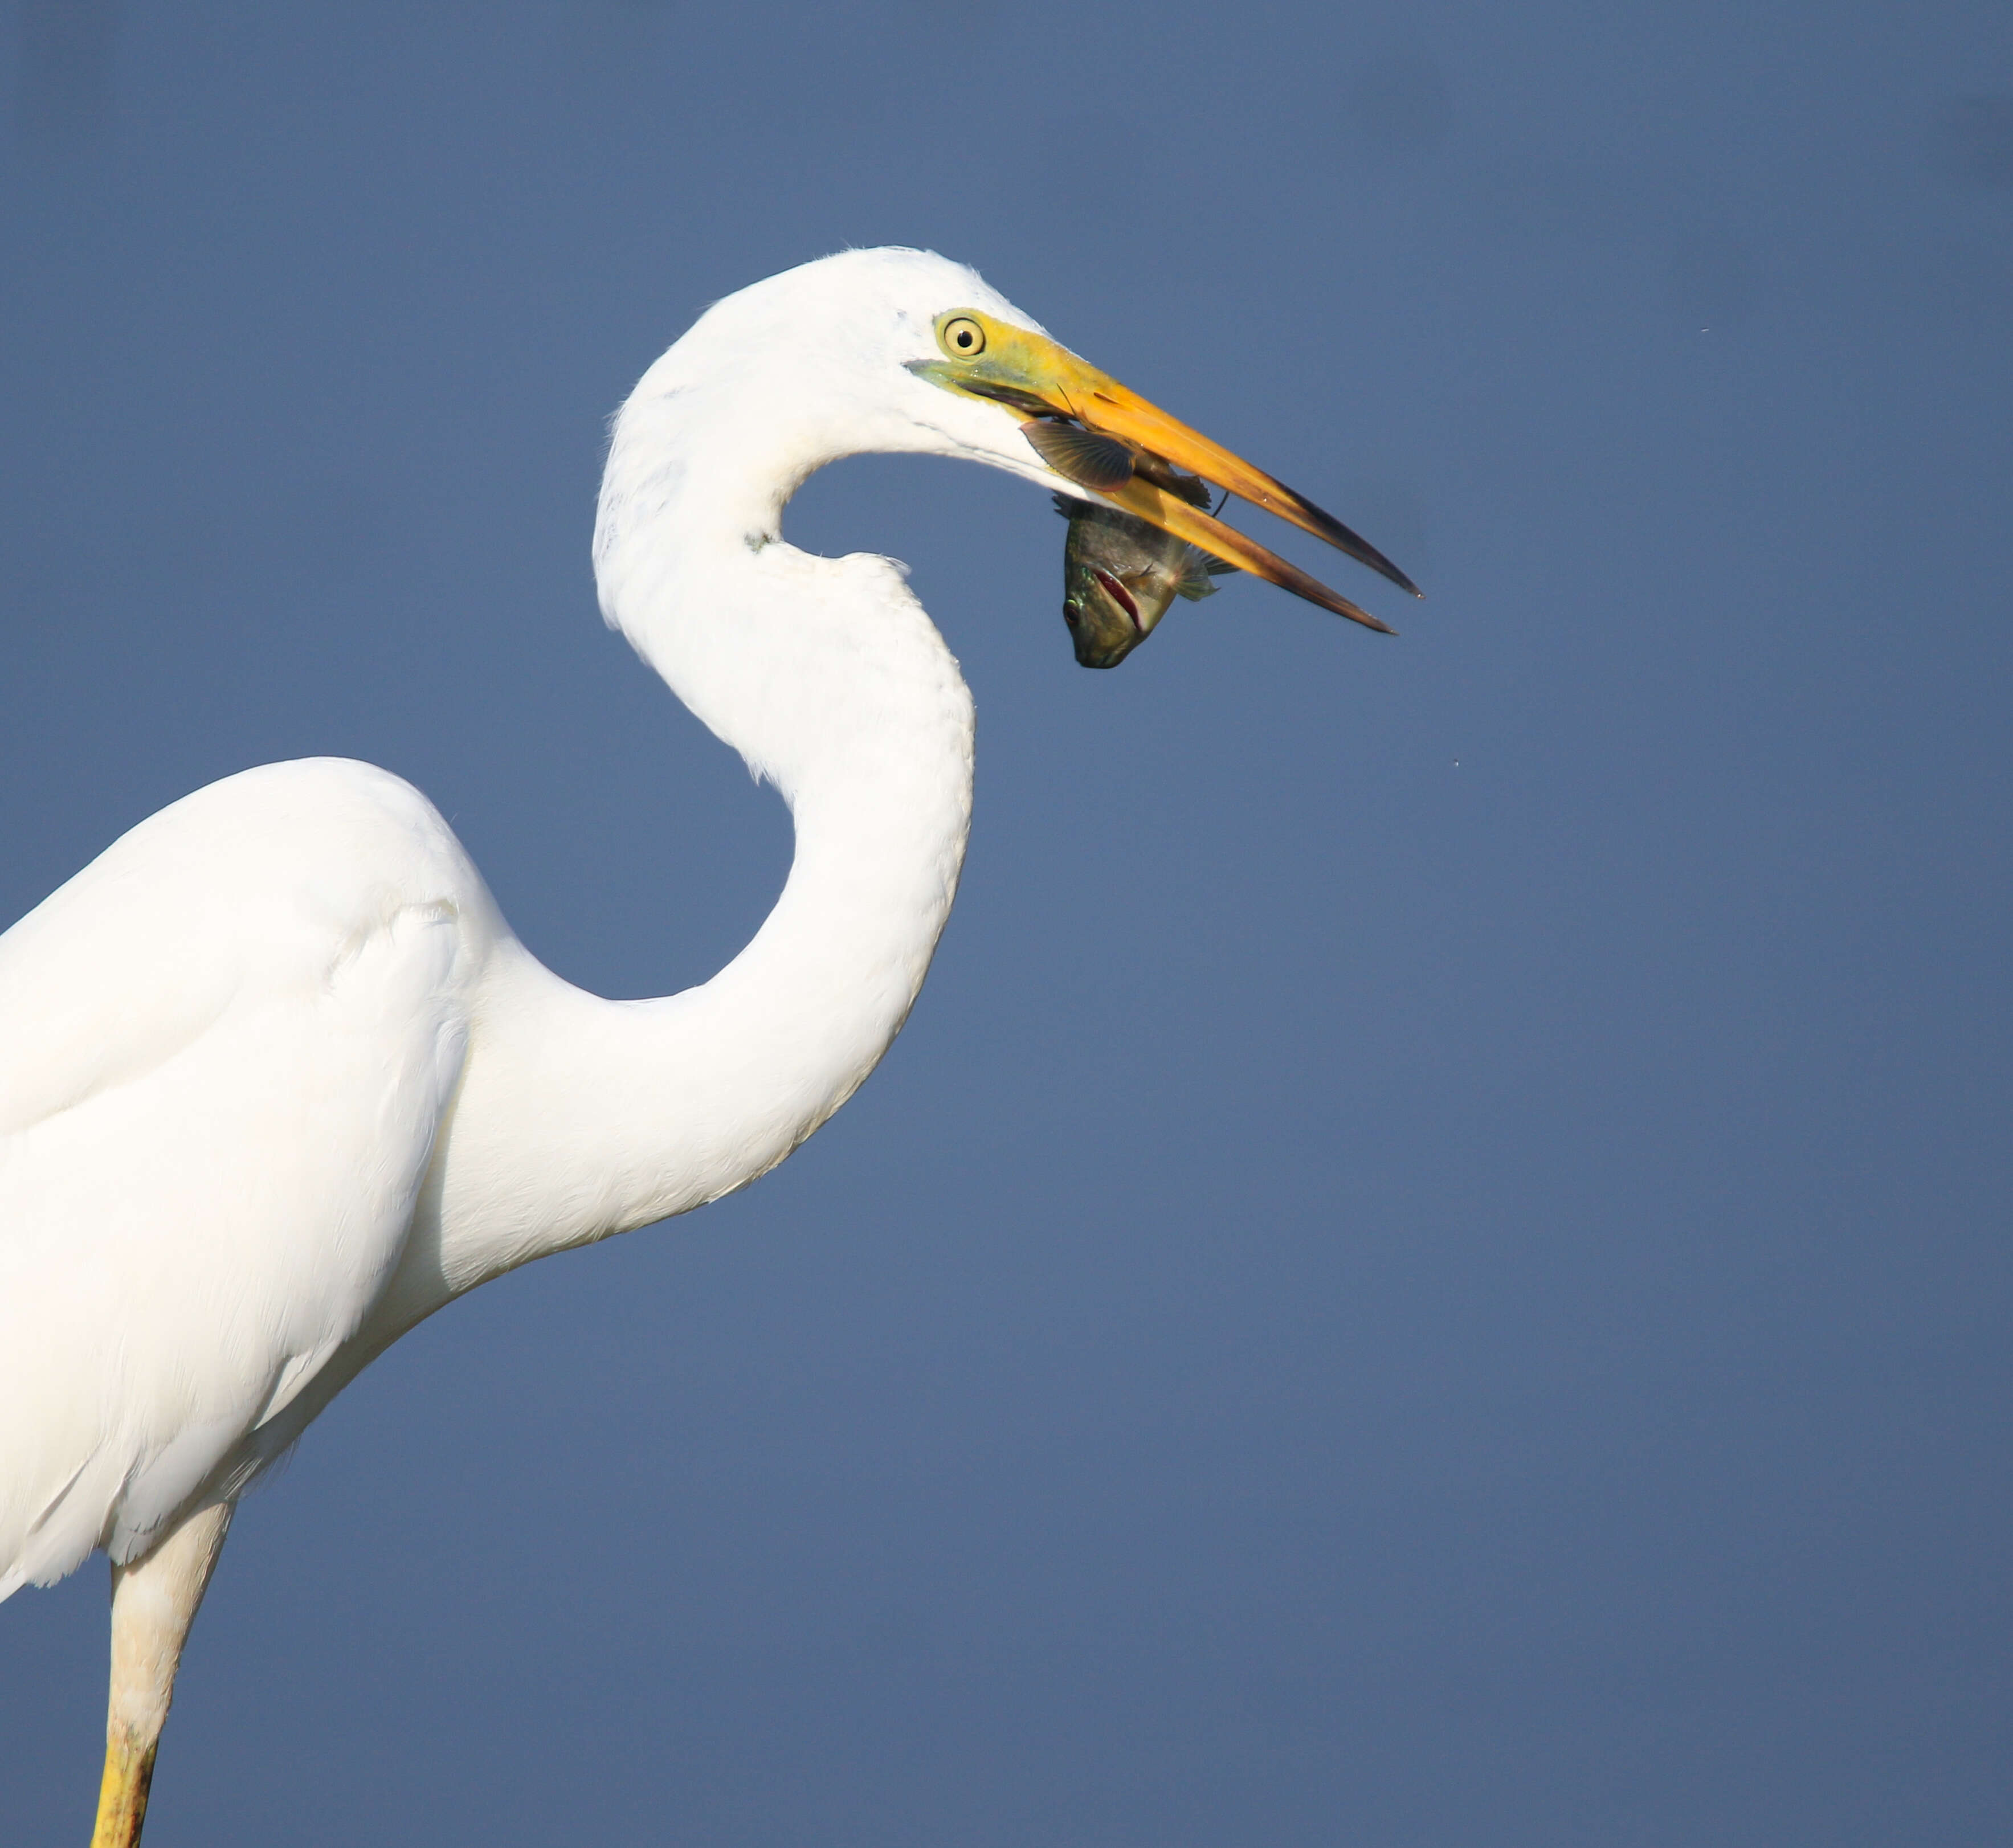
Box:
[939,315,986,358]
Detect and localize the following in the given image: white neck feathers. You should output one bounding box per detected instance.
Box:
[425,373,976,1294]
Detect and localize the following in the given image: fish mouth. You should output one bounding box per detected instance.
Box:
[911,309,1419,635]
[1092,569,1142,632]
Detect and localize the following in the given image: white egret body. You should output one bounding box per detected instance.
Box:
[0,248,1410,1846]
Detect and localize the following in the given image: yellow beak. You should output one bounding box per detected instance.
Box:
[912,310,1420,634]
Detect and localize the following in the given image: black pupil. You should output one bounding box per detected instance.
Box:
[956,328,973,347]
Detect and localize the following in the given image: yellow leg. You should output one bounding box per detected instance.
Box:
[88,1731,157,1848]
[85,1503,233,1848]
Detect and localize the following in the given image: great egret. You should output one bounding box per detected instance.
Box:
[0,248,1414,1847]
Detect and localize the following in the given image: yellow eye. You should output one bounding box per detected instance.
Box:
[939,314,986,358]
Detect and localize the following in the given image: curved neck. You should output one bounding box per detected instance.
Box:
[425,419,975,1296]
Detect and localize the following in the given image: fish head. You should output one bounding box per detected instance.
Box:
[1057,497,1220,669]
[1063,554,1165,668]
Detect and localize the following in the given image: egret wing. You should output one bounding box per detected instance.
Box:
[0,761,485,1594]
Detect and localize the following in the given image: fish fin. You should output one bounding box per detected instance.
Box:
[1175,549,1221,601]
[1022,419,1136,492]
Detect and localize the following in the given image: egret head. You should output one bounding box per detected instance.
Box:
[607,248,1416,634]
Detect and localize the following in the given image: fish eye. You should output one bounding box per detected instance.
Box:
[939,315,986,358]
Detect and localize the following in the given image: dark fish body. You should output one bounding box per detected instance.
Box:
[1055,495,1231,669]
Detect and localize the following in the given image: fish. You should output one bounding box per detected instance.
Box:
[1054,492,1236,669]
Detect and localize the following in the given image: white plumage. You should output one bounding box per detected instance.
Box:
[0,247,1400,1846]
[1,251,1021,1604]
[0,759,477,1591]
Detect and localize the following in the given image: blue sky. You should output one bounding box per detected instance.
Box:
[3,3,2009,1843]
